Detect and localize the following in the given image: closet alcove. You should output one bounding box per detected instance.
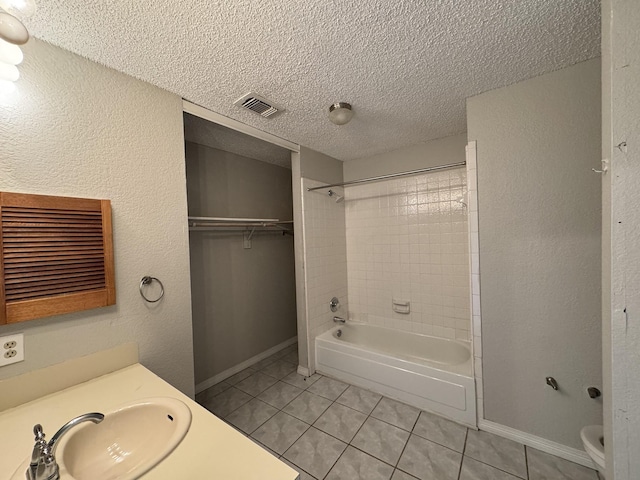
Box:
[183,113,298,393]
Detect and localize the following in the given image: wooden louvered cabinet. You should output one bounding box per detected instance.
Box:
[0,192,115,324]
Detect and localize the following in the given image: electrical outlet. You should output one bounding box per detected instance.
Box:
[0,333,24,367]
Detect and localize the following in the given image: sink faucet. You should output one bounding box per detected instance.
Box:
[28,412,104,480]
[28,425,47,479]
[333,316,346,324]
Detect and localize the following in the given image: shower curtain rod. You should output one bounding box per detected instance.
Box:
[306,161,466,192]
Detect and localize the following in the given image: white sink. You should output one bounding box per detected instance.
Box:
[12,397,192,480]
[61,397,192,480]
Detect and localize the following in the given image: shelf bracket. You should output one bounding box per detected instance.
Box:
[243,228,256,249]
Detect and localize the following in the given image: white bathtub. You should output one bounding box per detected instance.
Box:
[316,323,477,427]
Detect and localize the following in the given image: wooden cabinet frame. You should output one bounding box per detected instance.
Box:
[0,192,115,324]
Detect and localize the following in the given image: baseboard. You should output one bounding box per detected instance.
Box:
[477,419,593,468]
[195,336,298,394]
[297,365,310,377]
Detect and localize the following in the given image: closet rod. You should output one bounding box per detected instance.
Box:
[189,227,292,233]
[189,221,293,228]
[306,161,466,192]
[188,216,280,223]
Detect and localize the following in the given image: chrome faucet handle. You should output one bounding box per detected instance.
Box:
[28,424,48,480]
[33,424,45,440]
[27,413,104,480]
[330,297,340,312]
[35,444,57,480]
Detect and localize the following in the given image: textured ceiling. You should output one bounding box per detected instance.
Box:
[25,1,600,161]
[184,113,292,168]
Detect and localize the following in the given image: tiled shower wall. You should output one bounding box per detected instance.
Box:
[345,168,471,340]
[302,178,348,369]
[466,141,484,419]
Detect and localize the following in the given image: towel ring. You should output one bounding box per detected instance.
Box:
[139,276,164,303]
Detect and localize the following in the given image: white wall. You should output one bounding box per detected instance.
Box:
[345,168,470,340]
[602,1,640,478]
[343,134,467,181]
[467,59,602,449]
[0,39,195,395]
[465,143,483,420]
[302,179,348,373]
[186,143,297,384]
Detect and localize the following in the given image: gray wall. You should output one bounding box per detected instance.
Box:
[602,1,640,478]
[467,59,602,449]
[343,134,467,180]
[0,40,194,395]
[186,143,297,384]
[299,146,344,184]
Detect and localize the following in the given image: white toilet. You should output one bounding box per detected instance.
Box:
[581,425,605,479]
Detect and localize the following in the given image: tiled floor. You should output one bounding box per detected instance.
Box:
[196,344,599,480]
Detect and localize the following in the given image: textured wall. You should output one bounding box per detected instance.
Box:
[186,143,297,384]
[601,2,615,475]
[0,39,195,395]
[602,1,640,478]
[345,169,470,340]
[467,59,602,448]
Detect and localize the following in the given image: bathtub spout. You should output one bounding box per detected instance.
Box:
[333,316,346,324]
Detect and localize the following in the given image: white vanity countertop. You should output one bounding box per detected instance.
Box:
[0,363,299,480]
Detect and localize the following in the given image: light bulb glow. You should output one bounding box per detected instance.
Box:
[0,60,18,81]
[0,38,22,64]
[0,78,16,94]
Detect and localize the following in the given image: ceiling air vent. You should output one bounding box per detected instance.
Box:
[233,92,282,118]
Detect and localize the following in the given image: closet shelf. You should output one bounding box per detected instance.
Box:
[188,216,293,236]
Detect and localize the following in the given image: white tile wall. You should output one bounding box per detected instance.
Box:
[344,168,471,340]
[302,178,349,370]
[466,140,484,422]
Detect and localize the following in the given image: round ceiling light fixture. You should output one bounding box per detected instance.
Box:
[0,0,37,19]
[0,11,28,44]
[328,102,353,125]
[0,0,36,45]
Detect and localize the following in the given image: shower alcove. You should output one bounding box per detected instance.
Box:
[293,135,478,427]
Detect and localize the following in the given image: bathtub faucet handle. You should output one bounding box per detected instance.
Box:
[333,316,346,324]
[330,297,340,312]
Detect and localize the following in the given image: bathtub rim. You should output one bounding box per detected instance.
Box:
[319,323,473,378]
